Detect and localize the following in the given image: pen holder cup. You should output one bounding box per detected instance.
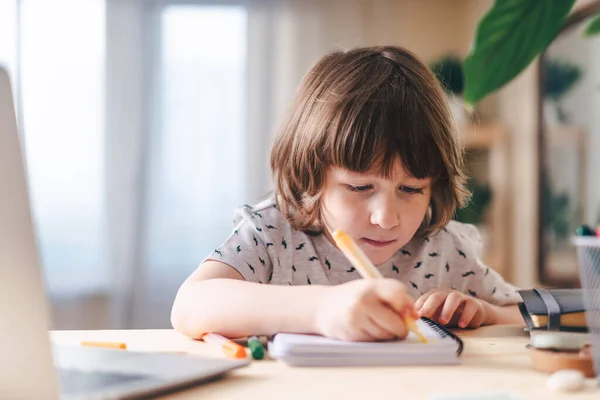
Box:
[573,236,600,382]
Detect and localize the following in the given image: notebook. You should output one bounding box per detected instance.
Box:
[268,317,463,367]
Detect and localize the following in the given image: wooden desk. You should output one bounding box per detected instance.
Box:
[52,326,599,399]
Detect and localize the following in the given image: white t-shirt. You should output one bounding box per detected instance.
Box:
[205,197,521,306]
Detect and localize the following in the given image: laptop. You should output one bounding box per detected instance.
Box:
[0,66,249,400]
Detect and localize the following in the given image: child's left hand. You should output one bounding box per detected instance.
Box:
[415,289,489,328]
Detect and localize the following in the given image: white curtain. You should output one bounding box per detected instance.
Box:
[1,0,109,307]
[2,0,404,329]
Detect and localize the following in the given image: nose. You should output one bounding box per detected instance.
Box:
[369,195,400,230]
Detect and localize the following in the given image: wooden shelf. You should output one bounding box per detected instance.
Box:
[457,122,511,279]
[458,122,505,149]
[546,124,585,143]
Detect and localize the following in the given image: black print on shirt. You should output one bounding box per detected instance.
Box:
[246,262,255,274]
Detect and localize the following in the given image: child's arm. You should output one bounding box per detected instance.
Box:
[171,260,326,339]
[171,260,417,340]
[484,303,523,325]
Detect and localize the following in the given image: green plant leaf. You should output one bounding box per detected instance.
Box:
[463,0,575,106]
[584,13,600,36]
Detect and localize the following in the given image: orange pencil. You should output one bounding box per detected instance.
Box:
[81,341,127,350]
[201,333,248,359]
[332,229,428,344]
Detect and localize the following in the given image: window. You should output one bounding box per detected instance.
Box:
[138,4,248,321]
[19,0,106,295]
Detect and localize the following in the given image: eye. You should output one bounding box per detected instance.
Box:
[400,185,424,195]
[346,184,373,192]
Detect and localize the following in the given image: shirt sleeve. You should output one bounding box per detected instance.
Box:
[449,224,521,306]
[203,216,273,284]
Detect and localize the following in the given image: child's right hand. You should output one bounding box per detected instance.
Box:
[314,279,417,342]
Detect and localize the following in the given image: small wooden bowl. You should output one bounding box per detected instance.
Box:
[530,346,595,378]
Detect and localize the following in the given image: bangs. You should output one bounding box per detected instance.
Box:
[323,68,447,182]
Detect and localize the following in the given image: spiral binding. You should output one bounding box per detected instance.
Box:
[423,318,447,337]
[420,317,464,355]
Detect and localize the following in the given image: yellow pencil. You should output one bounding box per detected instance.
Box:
[332,229,428,344]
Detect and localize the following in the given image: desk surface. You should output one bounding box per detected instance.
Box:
[51,326,599,399]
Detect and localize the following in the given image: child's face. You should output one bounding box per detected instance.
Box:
[320,160,432,265]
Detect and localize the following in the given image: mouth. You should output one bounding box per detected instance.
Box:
[361,238,397,248]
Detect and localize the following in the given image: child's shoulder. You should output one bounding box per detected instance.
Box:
[429,220,483,258]
[232,197,291,231]
[442,220,481,243]
[406,220,482,255]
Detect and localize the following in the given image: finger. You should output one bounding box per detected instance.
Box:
[414,290,436,311]
[418,291,446,318]
[362,318,396,341]
[368,305,409,340]
[356,328,377,342]
[458,300,481,328]
[374,280,416,317]
[341,313,377,342]
[341,328,375,342]
[447,303,465,327]
[439,291,465,325]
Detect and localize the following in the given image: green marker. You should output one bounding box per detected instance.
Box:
[248,336,265,360]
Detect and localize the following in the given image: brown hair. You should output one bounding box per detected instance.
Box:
[270,46,470,236]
